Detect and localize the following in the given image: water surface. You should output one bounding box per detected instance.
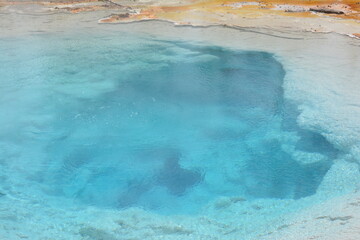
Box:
[0,32,337,215]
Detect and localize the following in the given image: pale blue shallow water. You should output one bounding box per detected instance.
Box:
[0,32,337,215]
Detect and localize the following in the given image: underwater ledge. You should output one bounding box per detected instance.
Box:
[0,13,360,240]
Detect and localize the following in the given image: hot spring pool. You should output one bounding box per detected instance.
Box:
[0,32,338,216]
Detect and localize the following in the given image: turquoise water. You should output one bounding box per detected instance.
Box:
[0,32,337,215]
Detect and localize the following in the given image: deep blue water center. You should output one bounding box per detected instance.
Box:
[0,33,337,214]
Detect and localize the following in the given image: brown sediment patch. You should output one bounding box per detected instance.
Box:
[99,13,136,23]
[50,0,134,13]
[55,4,115,13]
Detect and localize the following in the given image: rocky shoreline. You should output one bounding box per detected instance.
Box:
[1,0,360,39]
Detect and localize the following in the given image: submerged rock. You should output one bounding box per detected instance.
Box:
[79,227,119,240]
[156,156,203,196]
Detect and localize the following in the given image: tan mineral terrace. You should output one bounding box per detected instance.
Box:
[1,2,360,240]
[1,0,360,37]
